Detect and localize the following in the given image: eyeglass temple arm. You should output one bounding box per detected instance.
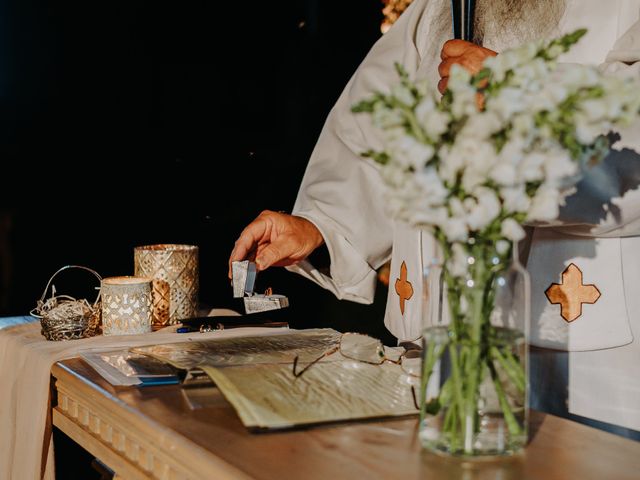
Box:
[384,348,419,366]
[292,345,340,378]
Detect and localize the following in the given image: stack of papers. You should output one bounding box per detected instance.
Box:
[81,350,181,386]
[132,328,419,430]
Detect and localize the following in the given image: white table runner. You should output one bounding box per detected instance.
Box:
[0,316,286,480]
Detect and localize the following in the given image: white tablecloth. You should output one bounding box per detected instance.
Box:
[0,316,285,480]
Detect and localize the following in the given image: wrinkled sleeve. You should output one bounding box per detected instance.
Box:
[548,18,640,238]
[286,0,431,303]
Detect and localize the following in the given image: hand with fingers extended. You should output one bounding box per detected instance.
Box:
[228,210,325,278]
[437,39,497,94]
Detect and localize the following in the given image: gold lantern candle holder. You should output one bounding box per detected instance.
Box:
[101,276,153,336]
[134,244,199,329]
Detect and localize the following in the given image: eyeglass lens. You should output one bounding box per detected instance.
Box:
[399,349,422,377]
[339,333,386,364]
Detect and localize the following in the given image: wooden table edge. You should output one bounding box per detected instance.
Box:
[51,361,253,480]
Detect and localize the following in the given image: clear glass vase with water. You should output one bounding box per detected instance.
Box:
[418,242,530,457]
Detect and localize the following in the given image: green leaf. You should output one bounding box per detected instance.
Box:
[351,100,376,113]
[425,397,441,415]
[361,150,390,165]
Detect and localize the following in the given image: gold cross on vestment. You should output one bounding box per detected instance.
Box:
[545,263,601,322]
[395,261,414,315]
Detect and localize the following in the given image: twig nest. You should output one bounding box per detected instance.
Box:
[31,265,103,341]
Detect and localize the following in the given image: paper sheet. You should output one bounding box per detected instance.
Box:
[201,361,418,429]
[132,328,342,369]
[133,328,419,429]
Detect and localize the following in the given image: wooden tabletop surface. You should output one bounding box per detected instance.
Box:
[52,358,640,480]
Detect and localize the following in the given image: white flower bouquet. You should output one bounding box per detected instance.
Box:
[353,29,640,456]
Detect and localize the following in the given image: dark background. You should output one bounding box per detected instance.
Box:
[0,0,395,344]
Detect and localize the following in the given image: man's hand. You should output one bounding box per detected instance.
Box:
[438,40,497,94]
[228,210,324,278]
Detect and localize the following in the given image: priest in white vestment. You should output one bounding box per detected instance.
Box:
[229,0,640,439]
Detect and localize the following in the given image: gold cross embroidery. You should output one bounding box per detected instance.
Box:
[545,263,601,322]
[395,261,414,315]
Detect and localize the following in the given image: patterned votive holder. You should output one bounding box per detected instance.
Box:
[101,276,153,336]
[134,244,199,329]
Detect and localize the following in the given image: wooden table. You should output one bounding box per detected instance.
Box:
[51,358,640,480]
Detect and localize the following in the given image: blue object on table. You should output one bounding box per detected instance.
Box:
[137,376,181,386]
[0,316,38,331]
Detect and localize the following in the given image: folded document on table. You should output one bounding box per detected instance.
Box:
[132,328,419,429]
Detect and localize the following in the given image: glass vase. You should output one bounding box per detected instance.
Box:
[418,242,530,457]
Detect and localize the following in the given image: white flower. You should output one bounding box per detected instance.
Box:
[541,148,578,183]
[580,98,607,121]
[574,113,602,144]
[512,114,534,134]
[415,95,452,140]
[387,135,435,171]
[490,162,517,186]
[379,163,408,188]
[559,63,599,89]
[546,44,564,59]
[466,187,501,231]
[498,137,526,166]
[425,110,451,141]
[483,55,505,81]
[527,186,561,221]
[544,82,569,105]
[447,138,496,191]
[495,43,538,76]
[447,64,472,92]
[461,137,496,169]
[449,197,466,217]
[519,152,546,182]
[414,95,435,120]
[538,124,554,140]
[461,167,485,191]
[382,126,408,143]
[442,216,469,242]
[354,29,640,250]
[410,207,448,227]
[496,240,511,255]
[512,58,549,86]
[500,186,531,213]
[488,87,525,120]
[501,218,526,242]
[372,104,403,129]
[460,111,504,140]
[414,79,430,97]
[484,42,539,83]
[437,145,460,185]
[525,91,556,113]
[392,84,414,106]
[414,167,448,205]
[448,65,477,118]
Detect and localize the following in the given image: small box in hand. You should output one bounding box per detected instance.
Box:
[231,260,289,314]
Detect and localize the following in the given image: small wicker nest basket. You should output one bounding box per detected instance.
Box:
[30,265,102,341]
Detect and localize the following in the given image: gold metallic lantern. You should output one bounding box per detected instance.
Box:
[134,244,199,328]
[101,276,153,335]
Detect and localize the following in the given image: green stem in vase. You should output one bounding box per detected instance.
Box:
[424,239,527,455]
[419,340,446,422]
[447,342,466,439]
[443,388,462,451]
[488,361,523,437]
[460,253,487,454]
[490,346,525,393]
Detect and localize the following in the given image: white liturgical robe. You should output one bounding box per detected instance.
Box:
[288,0,640,433]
